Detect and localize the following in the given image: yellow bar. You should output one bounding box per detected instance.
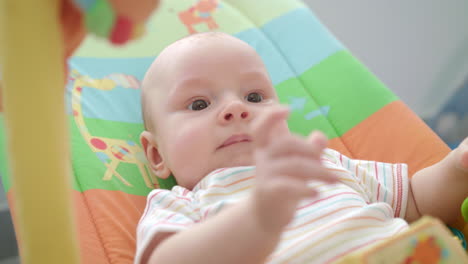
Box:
[1,0,79,263]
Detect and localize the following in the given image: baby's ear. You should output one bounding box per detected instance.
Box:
[140,131,171,179]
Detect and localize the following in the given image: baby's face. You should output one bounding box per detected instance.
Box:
[143,34,287,189]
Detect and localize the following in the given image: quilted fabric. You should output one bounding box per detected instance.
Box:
[0,0,458,263]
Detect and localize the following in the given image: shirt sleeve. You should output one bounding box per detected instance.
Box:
[322,148,409,219]
[134,187,200,264]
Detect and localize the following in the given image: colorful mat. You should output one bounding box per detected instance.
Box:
[0,0,457,263]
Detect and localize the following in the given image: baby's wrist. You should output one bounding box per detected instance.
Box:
[246,195,283,235]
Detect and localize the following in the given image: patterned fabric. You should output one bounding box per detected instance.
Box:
[135,148,409,264]
[0,0,454,263]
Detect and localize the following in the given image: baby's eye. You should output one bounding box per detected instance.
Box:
[188,99,210,111]
[246,92,263,103]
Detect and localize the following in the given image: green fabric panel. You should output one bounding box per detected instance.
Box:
[84,118,144,140]
[300,51,399,136]
[224,0,304,28]
[276,78,339,139]
[74,0,298,58]
[0,2,401,195]
[0,115,11,192]
[70,117,152,195]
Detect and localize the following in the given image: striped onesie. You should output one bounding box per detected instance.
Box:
[135,148,409,263]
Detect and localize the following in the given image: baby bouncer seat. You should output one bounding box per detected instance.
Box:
[0,0,466,263]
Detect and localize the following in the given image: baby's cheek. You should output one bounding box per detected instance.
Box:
[169,126,212,163]
[168,126,213,188]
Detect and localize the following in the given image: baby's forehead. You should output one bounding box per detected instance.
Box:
[146,34,230,78]
[142,33,263,101]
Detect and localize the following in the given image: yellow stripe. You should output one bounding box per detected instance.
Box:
[211,176,254,188]
[281,222,392,262]
[338,177,356,183]
[273,215,385,259]
[201,185,253,199]
[323,152,338,163]
[303,223,403,262]
[327,167,350,174]
[282,205,362,238]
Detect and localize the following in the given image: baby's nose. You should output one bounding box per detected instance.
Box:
[219,101,251,123]
[224,111,249,121]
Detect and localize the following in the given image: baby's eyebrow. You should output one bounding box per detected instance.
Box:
[169,77,213,97]
[239,70,271,84]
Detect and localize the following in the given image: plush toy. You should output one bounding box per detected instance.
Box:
[461,197,468,251]
[463,197,468,223]
[62,0,160,58]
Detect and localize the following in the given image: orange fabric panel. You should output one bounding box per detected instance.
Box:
[7,189,147,263]
[339,100,467,237]
[7,190,108,263]
[340,100,450,176]
[328,137,352,157]
[79,189,147,263]
[74,191,109,264]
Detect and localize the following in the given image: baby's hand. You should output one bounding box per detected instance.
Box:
[250,106,338,233]
[455,137,468,172]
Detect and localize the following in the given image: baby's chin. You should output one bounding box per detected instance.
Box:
[219,153,255,168]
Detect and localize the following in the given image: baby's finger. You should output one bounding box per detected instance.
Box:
[306,131,328,159]
[455,138,468,171]
[267,134,324,160]
[274,178,320,200]
[251,106,290,149]
[272,158,338,183]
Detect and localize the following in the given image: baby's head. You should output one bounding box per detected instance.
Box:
[140,32,288,189]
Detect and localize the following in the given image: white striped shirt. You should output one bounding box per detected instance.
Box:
[135,148,409,263]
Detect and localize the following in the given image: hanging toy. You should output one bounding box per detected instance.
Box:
[462,197,468,223]
[62,0,160,58]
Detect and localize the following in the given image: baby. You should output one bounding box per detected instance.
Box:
[135,32,468,264]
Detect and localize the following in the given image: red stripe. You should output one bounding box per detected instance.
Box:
[285,205,362,231]
[161,198,177,211]
[297,192,359,210]
[163,213,177,222]
[175,195,191,202]
[213,168,228,174]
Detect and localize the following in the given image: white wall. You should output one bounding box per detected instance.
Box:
[303,0,468,119]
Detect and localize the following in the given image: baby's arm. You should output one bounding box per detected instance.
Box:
[146,199,281,264]
[145,108,337,264]
[406,137,468,225]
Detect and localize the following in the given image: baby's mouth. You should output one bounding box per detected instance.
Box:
[218,134,252,149]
